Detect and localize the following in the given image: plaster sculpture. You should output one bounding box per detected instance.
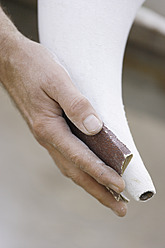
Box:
[38,0,156,201]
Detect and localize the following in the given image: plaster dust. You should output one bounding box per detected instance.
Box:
[38,0,155,201]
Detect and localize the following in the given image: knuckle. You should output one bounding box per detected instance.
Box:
[60,168,69,178]
[61,164,80,181]
[94,168,108,185]
[69,96,89,118]
[63,171,69,178]
[69,172,82,186]
[91,162,110,186]
[53,136,64,150]
[32,119,48,143]
[70,152,84,169]
[96,190,109,205]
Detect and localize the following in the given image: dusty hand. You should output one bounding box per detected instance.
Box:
[1,35,127,216]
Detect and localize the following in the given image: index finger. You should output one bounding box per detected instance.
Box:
[34,115,125,194]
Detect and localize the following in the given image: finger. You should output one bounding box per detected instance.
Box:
[43,62,103,135]
[48,147,127,217]
[72,170,127,217]
[33,116,125,193]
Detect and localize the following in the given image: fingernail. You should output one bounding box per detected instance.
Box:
[83,114,102,134]
[113,205,127,217]
[109,177,125,194]
[110,185,121,194]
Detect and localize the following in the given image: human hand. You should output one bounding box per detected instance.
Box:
[0,34,127,217]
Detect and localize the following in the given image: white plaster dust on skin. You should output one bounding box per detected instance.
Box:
[38,0,156,201]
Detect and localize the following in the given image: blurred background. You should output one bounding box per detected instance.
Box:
[0,0,165,247]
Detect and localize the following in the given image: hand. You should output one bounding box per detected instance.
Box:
[1,34,127,217]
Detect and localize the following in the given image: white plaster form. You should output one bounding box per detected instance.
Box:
[38,0,156,201]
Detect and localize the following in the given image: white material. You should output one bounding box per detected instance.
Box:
[38,0,156,201]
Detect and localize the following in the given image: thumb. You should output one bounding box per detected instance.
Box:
[63,92,103,135]
[55,69,103,135]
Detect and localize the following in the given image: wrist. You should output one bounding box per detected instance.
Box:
[0,7,24,83]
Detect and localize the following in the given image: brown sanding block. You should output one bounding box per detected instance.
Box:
[64,115,133,176]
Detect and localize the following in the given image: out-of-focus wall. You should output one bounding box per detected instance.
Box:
[10,0,165,18]
[1,0,38,41]
[11,0,37,7]
[144,0,165,17]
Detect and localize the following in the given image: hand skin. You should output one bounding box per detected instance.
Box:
[0,7,127,217]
